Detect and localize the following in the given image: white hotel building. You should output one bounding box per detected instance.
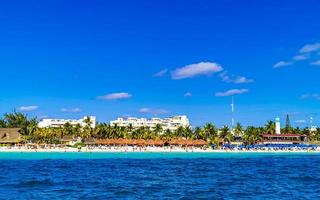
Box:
[38,116,96,129]
[110,115,190,132]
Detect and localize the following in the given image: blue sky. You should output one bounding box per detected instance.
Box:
[0,0,320,127]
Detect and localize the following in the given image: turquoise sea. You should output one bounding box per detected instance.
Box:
[0,152,319,199]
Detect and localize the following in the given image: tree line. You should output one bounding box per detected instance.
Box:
[1,111,320,145]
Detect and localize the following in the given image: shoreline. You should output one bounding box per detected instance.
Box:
[0,147,319,153]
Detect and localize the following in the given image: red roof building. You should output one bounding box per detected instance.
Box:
[261,134,306,144]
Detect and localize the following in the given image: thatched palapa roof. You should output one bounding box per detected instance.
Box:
[0,128,21,144]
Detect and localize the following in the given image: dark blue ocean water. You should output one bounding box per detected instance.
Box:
[0,152,319,200]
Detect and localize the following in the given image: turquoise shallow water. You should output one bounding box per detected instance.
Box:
[0,151,319,159]
[0,152,319,199]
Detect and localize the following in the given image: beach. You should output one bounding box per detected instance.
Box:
[1,145,319,153]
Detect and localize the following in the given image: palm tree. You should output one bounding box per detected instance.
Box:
[174,126,185,139]
[161,129,173,141]
[219,126,233,144]
[183,126,193,140]
[63,122,73,137]
[154,124,163,136]
[202,123,218,142]
[313,128,320,141]
[128,123,133,133]
[193,127,202,140]
[110,124,119,139]
[3,110,29,128]
[3,111,38,136]
[265,120,275,134]
[234,123,244,137]
[81,127,92,139]
[0,119,6,128]
[83,116,93,128]
[25,117,38,137]
[73,123,82,137]
[80,117,94,139]
[292,127,302,135]
[242,126,261,145]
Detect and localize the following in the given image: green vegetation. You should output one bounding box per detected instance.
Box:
[1,111,320,145]
[73,142,85,148]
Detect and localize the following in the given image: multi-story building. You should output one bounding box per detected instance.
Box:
[38,116,96,129]
[110,115,190,132]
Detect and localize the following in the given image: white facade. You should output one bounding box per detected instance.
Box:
[275,117,281,134]
[110,115,190,132]
[38,116,96,129]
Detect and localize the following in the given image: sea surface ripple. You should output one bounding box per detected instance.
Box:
[0,152,319,200]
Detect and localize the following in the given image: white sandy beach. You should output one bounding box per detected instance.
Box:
[0,146,319,153]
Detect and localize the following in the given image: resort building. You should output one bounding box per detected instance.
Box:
[261,117,306,144]
[110,115,190,132]
[38,116,96,129]
[261,134,306,144]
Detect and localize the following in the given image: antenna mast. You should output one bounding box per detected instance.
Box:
[231,96,235,128]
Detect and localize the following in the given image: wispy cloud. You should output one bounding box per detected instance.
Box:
[18,105,39,112]
[273,61,293,68]
[311,60,320,66]
[299,43,320,53]
[293,54,309,61]
[184,92,192,97]
[171,62,223,80]
[98,92,132,100]
[300,93,320,100]
[139,108,169,115]
[61,108,82,113]
[120,113,133,118]
[274,42,320,68]
[153,69,168,77]
[233,76,254,84]
[215,89,248,97]
[295,119,307,124]
[39,115,49,119]
[219,72,254,84]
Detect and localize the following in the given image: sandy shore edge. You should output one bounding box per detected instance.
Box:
[0,147,319,153]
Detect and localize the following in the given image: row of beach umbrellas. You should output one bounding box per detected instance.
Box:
[225,144,318,149]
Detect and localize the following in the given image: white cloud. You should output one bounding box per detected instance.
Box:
[39,115,49,119]
[171,62,223,80]
[293,54,309,61]
[273,61,293,68]
[215,89,248,97]
[61,108,82,113]
[219,71,229,81]
[275,42,320,68]
[139,108,150,113]
[18,106,39,112]
[295,119,307,124]
[311,60,320,66]
[184,92,192,97]
[300,93,320,100]
[299,43,320,53]
[139,108,169,115]
[220,72,254,84]
[98,92,132,100]
[153,69,168,77]
[233,76,254,84]
[121,114,133,118]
